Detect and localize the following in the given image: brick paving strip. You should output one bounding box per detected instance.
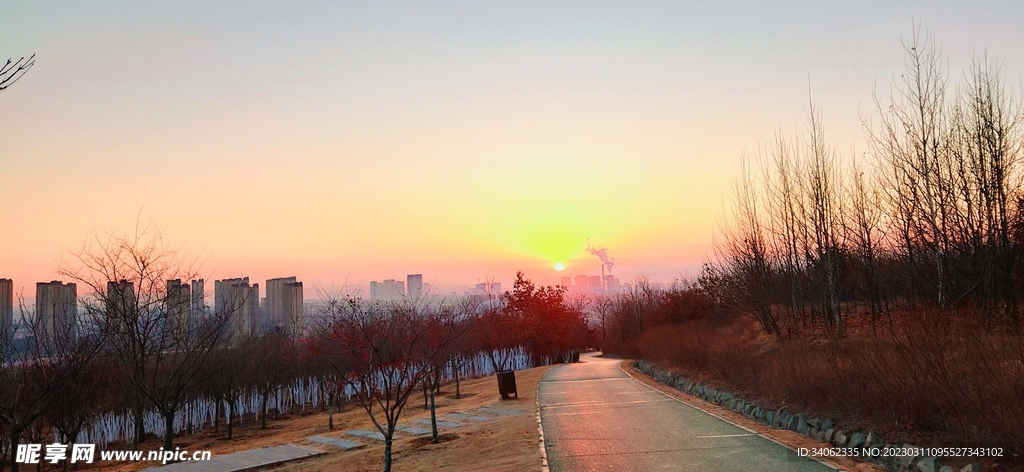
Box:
[145,444,322,471]
[308,435,365,451]
[344,429,386,441]
[476,406,523,416]
[444,412,493,422]
[395,424,432,435]
[415,418,464,429]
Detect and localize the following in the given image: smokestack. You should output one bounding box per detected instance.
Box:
[586,242,615,275]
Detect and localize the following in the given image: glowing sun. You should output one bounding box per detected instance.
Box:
[554,262,566,271]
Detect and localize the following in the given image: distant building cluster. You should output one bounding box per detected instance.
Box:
[561,274,622,292]
[213,276,304,337]
[467,281,501,299]
[0,275,306,344]
[369,274,426,302]
[0,270,630,343]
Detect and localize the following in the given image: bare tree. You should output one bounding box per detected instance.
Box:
[802,98,846,333]
[43,354,117,461]
[867,26,955,306]
[0,296,104,472]
[763,132,806,333]
[588,293,615,347]
[59,225,233,450]
[714,156,779,335]
[203,331,256,440]
[951,54,1023,322]
[844,156,888,329]
[419,300,475,443]
[251,329,297,430]
[0,55,34,94]
[313,297,465,472]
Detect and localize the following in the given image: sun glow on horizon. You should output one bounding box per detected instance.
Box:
[554,262,566,271]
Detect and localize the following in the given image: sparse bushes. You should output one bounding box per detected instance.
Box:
[703,28,1024,338]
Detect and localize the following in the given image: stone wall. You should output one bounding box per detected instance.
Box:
[634,360,982,472]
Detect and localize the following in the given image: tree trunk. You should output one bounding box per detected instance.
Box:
[383,438,393,472]
[226,401,233,440]
[328,392,335,430]
[261,392,268,430]
[9,427,21,472]
[163,412,175,450]
[133,404,146,447]
[429,388,438,444]
[454,362,461,399]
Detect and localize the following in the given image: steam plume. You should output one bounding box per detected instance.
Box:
[586,242,614,274]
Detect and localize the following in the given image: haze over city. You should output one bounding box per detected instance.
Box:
[3,1,1023,300]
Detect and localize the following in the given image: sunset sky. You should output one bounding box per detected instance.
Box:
[2,1,1023,299]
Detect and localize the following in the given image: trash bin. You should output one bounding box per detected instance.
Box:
[496,370,518,399]
[571,351,580,363]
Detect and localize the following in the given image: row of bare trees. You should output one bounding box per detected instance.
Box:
[306,270,588,472]
[0,225,588,472]
[707,28,1024,336]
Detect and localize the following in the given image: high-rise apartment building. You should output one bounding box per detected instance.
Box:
[589,275,602,290]
[191,279,206,318]
[282,281,303,335]
[381,279,398,301]
[36,281,77,341]
[265,276,297,331]
[407,274,423,300]
[214,277,258,339]
[560,277,572,288]
[166,279,191,330]
[214,278,245,315]
[106,280,136,342]
[0,278,12,338]
[370,277,416,302]
[575,275,589,290]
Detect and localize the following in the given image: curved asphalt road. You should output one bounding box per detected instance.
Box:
[538,353,837,471]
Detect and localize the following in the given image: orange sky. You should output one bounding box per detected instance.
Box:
[2,2,1022,299]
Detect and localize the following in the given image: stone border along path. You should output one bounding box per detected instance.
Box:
[145,444,322,471]
[634,360,984,472]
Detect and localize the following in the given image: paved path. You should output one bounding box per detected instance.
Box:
[145,444,321,471]
[538,354,837,472]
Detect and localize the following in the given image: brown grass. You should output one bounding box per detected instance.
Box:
[80,365,553,471]
[612,311,1024,471]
